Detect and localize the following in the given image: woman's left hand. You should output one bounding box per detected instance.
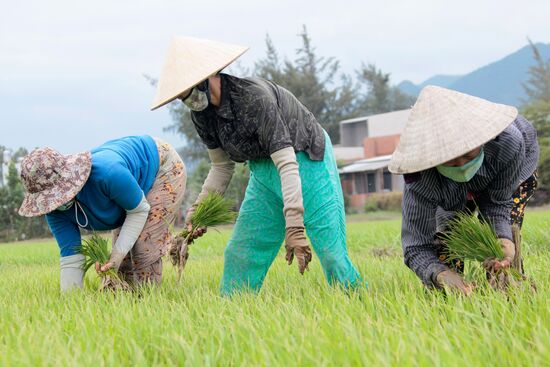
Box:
[95,261,115,274]
[483,238,515,272]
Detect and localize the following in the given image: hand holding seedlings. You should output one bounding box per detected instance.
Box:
[185,212,207,240]
[79,234,130,291]
[170,192,236,279]
[436,269,475,296]
[442,213,522,291]
[95,261,115,274]
[482,238,515,272]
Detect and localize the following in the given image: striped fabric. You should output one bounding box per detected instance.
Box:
[401,115,539,287]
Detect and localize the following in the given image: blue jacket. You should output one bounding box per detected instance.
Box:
[46,135,160,257]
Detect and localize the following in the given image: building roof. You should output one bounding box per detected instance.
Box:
[339,155,392,174]
[340,109,410,124]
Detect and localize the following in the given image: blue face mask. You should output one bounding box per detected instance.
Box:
[436,148,484,183]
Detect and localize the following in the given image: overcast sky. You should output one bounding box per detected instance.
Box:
[2,0,550,154]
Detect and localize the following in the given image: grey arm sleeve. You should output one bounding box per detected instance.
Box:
[195,148,235,205]
[270,147,304,228]
[60,254,85,291]
[109,195,150,268]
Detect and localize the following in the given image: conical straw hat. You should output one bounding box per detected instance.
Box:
[151,36,249,110]
[388,85,517,174]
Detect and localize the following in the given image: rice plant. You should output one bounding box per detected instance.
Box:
[2,212,549,366]
[441,212,504,263]
[170,192,237,278]
[79,234,129,290]
[441,212,521,288]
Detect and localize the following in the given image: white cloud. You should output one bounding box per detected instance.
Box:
[1,0,550,151]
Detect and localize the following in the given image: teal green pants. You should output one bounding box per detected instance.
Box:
[221,132,364,295]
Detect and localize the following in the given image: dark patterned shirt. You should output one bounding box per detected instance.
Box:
[402,115,539,287]
[191,74,325,163]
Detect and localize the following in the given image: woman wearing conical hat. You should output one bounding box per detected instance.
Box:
[18,136,186,291]
[151,36,364,295]
[389,86,539,295]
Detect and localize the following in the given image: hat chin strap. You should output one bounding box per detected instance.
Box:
[74,200,89,228]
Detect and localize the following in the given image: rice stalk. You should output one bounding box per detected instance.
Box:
[78,234,130,291]
[442,212,521,289]
[169,192,237,279]
[442,212,504,263]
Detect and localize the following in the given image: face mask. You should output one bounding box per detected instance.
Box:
[436,148,484,183]
[57,199,75,211]
[182,80,210,111]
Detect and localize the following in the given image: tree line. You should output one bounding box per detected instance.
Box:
[1,30,549,242]
[169,26,415,210]
[0,147,50,241]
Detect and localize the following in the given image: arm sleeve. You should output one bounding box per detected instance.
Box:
[257,100,293,155]
[194,148,236,205]
[478,148,523,241]
[109,195,151,268]
[270,147,304,228]
[402,184,448,287]
[60,254,85,291]
[46,213,82,257]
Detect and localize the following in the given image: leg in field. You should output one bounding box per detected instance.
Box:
[298,137,363,288]
[221,173,286,296]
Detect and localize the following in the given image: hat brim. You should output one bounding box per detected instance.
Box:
[388,85,519,174]
[150,36,249,111]
[18,151,92,217]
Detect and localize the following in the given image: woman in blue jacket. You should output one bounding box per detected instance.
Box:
[18,135,186,291]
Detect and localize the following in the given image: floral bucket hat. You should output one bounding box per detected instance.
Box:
[18,147,92,217]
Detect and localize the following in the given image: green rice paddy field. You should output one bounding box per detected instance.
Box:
[1,211,549,366]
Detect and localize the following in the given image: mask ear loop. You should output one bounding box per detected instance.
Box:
[74,200,89,228]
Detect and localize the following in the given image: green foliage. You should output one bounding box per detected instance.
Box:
[225,163,250,210]
[356,64,415,115]
[0,154,50,242]
[187,192,237,232]
[254,25,414,144]
[363,192,403,212]
[442,213,504,262]
[255,26,357,142]
[1,212,549,365]
[522,41,550,196]
[183,159,250,212]
[522,39,550,103]
[363,199,379,213]
[79,234,112,273]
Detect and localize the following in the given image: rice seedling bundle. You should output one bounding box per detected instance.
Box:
[442,212,520,289]
[79,234,130,291]
[441,212,504,263]
[170,192,236,278]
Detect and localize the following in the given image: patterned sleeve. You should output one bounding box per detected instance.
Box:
[402,182,448,287]
[191,113,220,150]
[256,98,293,155]
[477,145,523,241]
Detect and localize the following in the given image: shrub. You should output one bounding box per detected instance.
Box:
[363,192,403,212]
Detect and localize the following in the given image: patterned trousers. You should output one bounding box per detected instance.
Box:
[114,138,186,285]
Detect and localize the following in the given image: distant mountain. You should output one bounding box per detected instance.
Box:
[398,43,550,106]
[398,74,462,96]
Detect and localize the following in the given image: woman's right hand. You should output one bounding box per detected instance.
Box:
[436,269,474,296]
[185,207,207,240]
